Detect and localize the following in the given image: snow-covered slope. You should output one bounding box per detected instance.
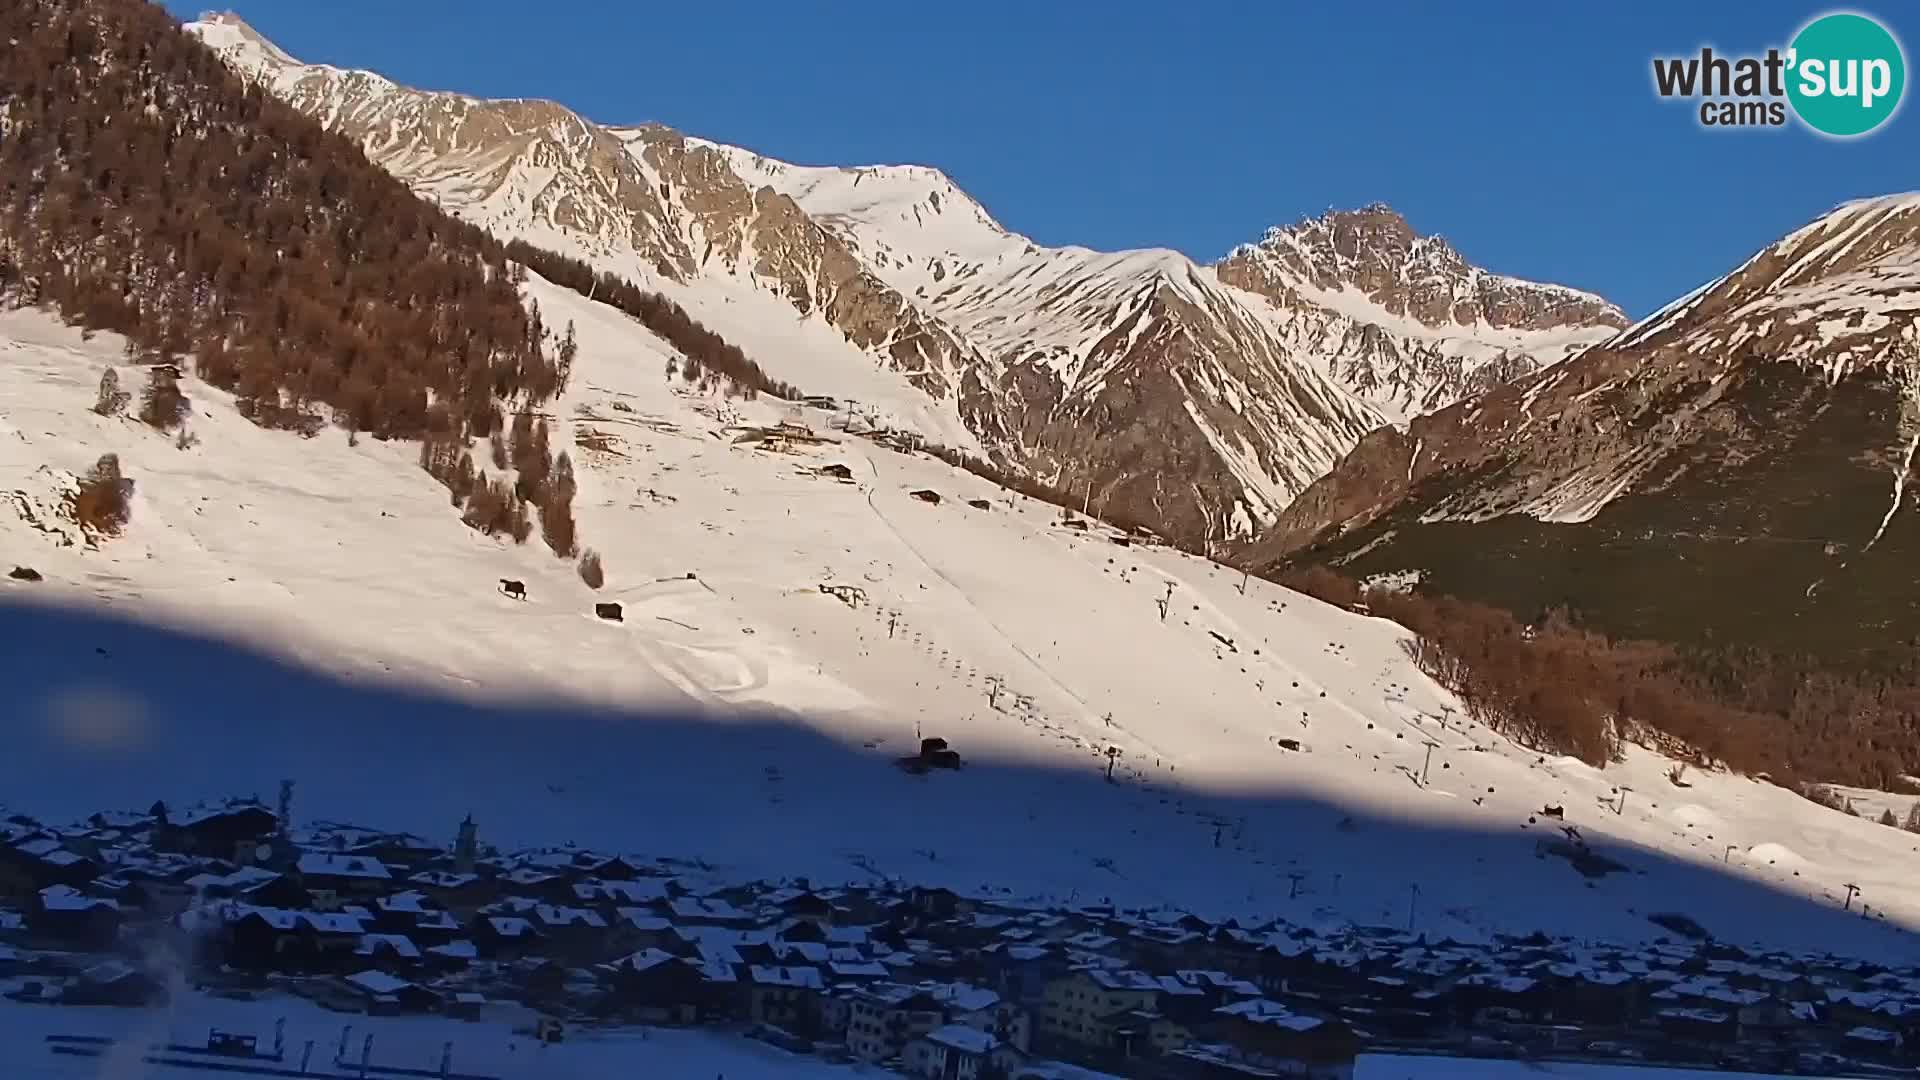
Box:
[5,283,1918,960]
[1610,192,1920,373]
[183,13,1623,546]
[694,142,1024,284]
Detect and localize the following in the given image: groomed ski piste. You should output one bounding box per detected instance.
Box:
[4,270,1920,985]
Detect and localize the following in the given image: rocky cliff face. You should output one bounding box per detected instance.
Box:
[1230,203,1623,331]
[1216,205,1629,417]
[1248,194,1920,659]
[188,12,1625,546]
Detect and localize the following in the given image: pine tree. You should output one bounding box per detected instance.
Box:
[1880,808,1899,827]
[454,451,476,505]
[138,366,189,431]
[509,410,534,466]
[461,473,506,535]
[1905,802,1920,833]
[508,497,533,544]
[557,320,577,391]
[578,548,605,589]
[515,418,553,503]
[539,487,577,558]
[93,367,129,416]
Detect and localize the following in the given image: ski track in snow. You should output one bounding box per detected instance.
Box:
[4,279,1920,964]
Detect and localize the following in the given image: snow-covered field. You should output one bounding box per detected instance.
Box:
[1353,1054,1858,1079]
[0,994,1866,1080]
[0,992,871,1079]
[3,278,1919,960]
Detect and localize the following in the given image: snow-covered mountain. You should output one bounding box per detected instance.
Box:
[6,273,1919,961]
[184,12,1622,545]
[1218,204,1628,416]
[1252,194,1920,661]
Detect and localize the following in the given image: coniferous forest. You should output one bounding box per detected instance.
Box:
[0,0,559,442]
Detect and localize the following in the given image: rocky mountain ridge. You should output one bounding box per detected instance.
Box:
[188,11,1623,544]
[1250,193,1920,660]
[1217,204,1628,416]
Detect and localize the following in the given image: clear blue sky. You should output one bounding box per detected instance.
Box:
[164,1,1916,317]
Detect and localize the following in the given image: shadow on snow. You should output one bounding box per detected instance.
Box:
[1,593,1913,963]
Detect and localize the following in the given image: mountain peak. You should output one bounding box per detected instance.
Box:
[1221,205,1625,338]
[187,11,298,71]
[1212,203,1627,417]
[1283,202,1418,238]
[1330,201,1409,224]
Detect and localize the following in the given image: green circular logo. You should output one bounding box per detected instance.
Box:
[1787,12,1906,137]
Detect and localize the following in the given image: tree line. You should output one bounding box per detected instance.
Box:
[417,407,582,562]
[1276,566,1920,794]
[501,239,801,402]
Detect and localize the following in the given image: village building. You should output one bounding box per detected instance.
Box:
[903,1023,1024,1080]
[407,869,493,910]
[668,895,757,928]
[473,914,543,958]
[296,851,393,907]
[848,982,948,1063]
[927,980,1033,1052]
[337,969,439,1015]
[747,963,827,1034]
[1210,998,1359,1079]
[31,884,121,948]
[153,801,279,861]
[1040,968,1165,1053]
[66,960,166,1006]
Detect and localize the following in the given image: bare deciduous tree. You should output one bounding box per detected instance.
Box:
[71,453,134,536]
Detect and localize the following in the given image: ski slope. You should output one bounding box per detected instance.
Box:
[3,279,1919,960]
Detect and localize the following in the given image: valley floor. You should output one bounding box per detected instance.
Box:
[0,992,872,1079]
[0,994,1875,1080]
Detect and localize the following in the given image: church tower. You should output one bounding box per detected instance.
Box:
[454,814,478,874]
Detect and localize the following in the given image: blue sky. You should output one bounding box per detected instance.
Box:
[166,2,1915,316]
